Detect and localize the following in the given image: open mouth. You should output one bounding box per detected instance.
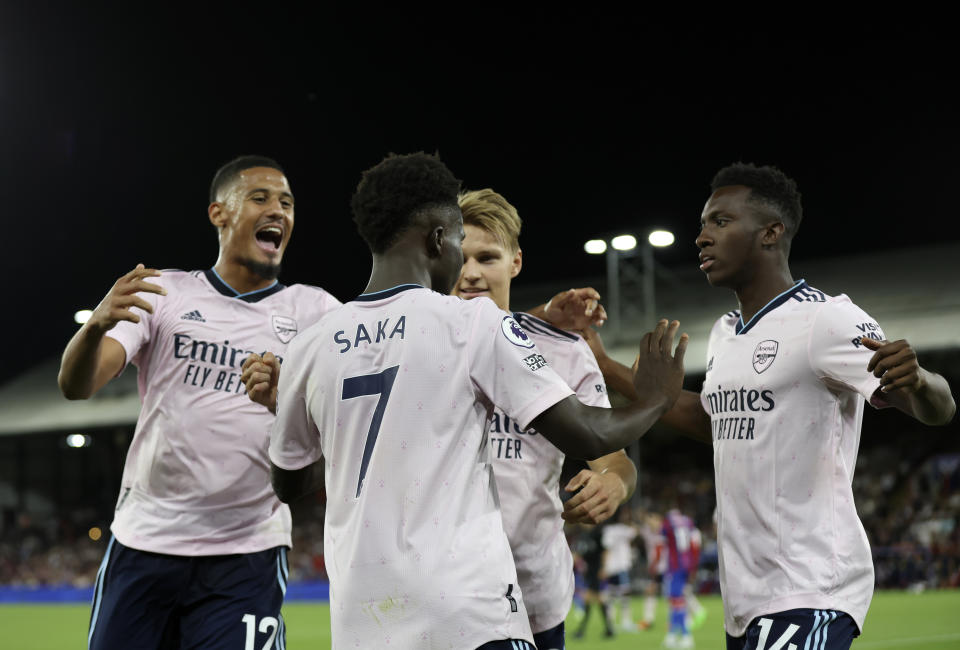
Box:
[255,225,283,251]
[458,288,489,298]
[699,254,715,272]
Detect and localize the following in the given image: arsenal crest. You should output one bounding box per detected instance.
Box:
[272,315,298,343]
[752,340,779,374]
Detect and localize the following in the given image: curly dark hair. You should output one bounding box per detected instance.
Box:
[711,162,803,239]
[209,155,285,203]
[351,152,462,254]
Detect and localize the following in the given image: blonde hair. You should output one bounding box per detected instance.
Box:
[458,188,522,252]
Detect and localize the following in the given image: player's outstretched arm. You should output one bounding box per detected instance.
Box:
[562,451,637,524]
[270,459,324,504]
[58,264,165,400]
[659,392,713,445]
[241,352,280,414]
[579,325,712,445]
[861,337,956,425]
[531,320,688,459]
[526,287,608,330]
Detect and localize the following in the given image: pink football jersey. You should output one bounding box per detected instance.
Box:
[488,312,610,633]
[269,286,575,649]
[106,269,340,555]
[700,280,885,636]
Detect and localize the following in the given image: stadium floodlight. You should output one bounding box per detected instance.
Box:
[74,309,93,324]
[88,527,103,541]
[648,229,675,248]
[611,234,637,251]
[66,434,91,448]
[584,239,607,255]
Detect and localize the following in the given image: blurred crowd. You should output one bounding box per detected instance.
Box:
[2,448,958,592]
[0,510,103,588]
[855,448,960,590]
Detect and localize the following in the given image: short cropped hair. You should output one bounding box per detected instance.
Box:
[458,189,522,253]
[351,152,462,254]
[209,155,285,203]
[711,162,803,239]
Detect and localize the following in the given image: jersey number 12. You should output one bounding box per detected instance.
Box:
[341,365,400,497]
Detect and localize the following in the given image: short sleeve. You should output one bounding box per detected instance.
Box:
[809,297,885,403]
[269,335,322,470]
[104,274,166,371]
[466,299,574,430]
[569,338,612,408]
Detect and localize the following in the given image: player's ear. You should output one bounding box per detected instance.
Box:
[209,202,226,229]
[510,247,523,279]
[425,225,444,259]
[761,221,785,249]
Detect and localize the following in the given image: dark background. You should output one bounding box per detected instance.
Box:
[1,7,957,373]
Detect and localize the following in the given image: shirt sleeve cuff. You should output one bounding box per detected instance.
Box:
[512,386,575,431]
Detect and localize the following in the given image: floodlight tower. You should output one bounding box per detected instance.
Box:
[584,229,675,342]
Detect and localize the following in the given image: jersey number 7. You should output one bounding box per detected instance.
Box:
[341,365,400,497]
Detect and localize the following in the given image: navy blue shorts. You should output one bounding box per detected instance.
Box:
[88,536,288,650]
[725,609,859,650]
[533,621,564,650]
[476,639,536,650]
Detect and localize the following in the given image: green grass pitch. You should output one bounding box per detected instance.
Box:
[1,590,958,648]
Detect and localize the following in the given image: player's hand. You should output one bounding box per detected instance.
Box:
[631,319,688,409]
[241,352,280,414]
[562,469,627,525]
[86,264,165,335]
[861,337,925,393]
[543,287,608,330]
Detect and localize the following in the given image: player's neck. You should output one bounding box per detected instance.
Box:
[211,260,278,295]
[734,263,795,323]
[363,255,433,295]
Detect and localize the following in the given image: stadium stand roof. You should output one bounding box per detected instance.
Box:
[0,358,139,435]
[1,243,958,436]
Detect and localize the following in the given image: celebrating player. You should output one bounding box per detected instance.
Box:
[58,156,342,649]
[451,188,637,648]
[582,162,956,649]
[264,152,688,649]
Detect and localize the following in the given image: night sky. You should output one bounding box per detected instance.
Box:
[2,8,957,377]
